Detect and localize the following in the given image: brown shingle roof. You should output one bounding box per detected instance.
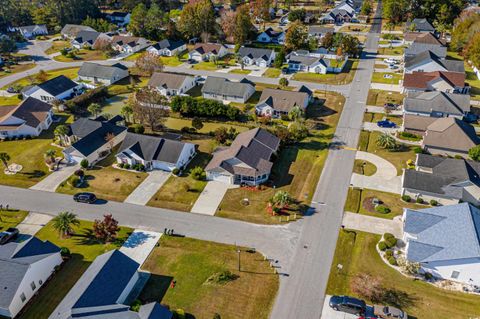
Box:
[0,98,51,128]
[403,71,466,89]
[423,117,480,152]
[403,114,437,132]
[148,72,192,90]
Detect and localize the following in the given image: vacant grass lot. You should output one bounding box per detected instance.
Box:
[262,68,281,78]
[165,118,250,134]
[377,46,405,56]
[2,67,80,90]
[0,63,36,79]
[193,59,236,71]
[371,72,402,84]
[367,89,404,106]
[18,220,132,319]
[291,59,359,85]
[326,230,480,319]
[229,68,251,74]
[0,209,28,230]
[339,25,370,33]
[54,49,107,62]
[140,236,279,319]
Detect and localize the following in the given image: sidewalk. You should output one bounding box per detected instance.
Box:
[370,83,402,92]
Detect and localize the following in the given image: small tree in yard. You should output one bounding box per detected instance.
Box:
[0,152,10,172]
[80,159,89,169]
[54,124,69,146]
[88,103,101,118]
[93,214,120,243]
[52,211,80,238]
[214,127,229,144]
[351,273,383,303]
[191,117,204,130]
[376,133,397,150]
[190,166,206,180]
[272,190,293,209]
[469,145,480,161]
[279,77,289,88]
[44,149,56,164]
[36,69,48,83]
[135,52,164,76]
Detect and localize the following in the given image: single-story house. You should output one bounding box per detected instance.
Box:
[61,24,96,39]
[146,39,186,57]
[406,18,436,33]
[402,154,480,206]
[0,97,53,139]
[288,55,328,74]
[0,237,62,318]
[106,11,131,26]
[148,72,196,97]
[49,249,173,319]
[188,43,228,62]
[403,91,471,119]
[116,132,196,171]
[403,114,437,136]
[22,75,82,103]
[255,88,310,117]
[256,27,285,44]
[402,203,480,286]
[71,31,110,49]
[402,71,469,94]
[404,32,446,54]
[404,51,464,74]
[201,77,255,103]
[11,24,48,39]
[63,117,127,164]
[78,62,129,86]
[404,41,447,59]
[308,26,334,39]
[205,128,280,185]
[237,47,275,67]
[111,36,150,53]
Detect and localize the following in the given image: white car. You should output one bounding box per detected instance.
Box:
[388,64,399,69]
[384,58,398,64]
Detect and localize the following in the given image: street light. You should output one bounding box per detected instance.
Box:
[237,248,241,272]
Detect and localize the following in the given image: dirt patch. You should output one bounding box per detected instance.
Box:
[363,196,380,213]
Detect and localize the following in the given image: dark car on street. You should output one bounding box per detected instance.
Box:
[377,120,396,128]
[329,295,367,315]
[0,227,19,245]
[73,192,97,204]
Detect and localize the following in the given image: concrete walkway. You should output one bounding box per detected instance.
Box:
[30,163,79,192]
[124,170,170,206]
[120,229,162,265]
[351,151,402,194]
[16,212,52,236]
[370,82,402,92]
[342,211,403,238]
[366,105,403,116]
[191,181,237,215]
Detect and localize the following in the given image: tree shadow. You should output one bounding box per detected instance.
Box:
[379,288,417,309]
[20,170,46,179]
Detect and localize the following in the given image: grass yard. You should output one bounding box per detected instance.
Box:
[217,92,345,224]
[367,89,404,106]
[363,112,403,126]
[56,152,148,202]
[358,130,415,175]
[447,51,480,101]
[2,67,80,90]
[165,117,250,134]
[326,230,480,319]
[229,68,251,74]
[0,209,28,230]
[139,236,279,319]
[0,63,36,79]
[161,56,184,67]
[53,49,107,62]
[371,72,403,84]
[352,159,377,176]
[123,52,143,61]
[291,59,359,85]
[377,46,405,56]
[0,95,21,106]
[18,220,132,319]
[262,68,281,78]
[45,40,71,55]
[375,63,388,69]
[344,187,426,219]
[192,59,237,71]
[338,25,370,33]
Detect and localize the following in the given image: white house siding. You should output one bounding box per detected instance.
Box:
[8,253,62,318]
[148,44,186,57]
[27,87,79,103]
[203,89,254,104]
[176,144,196,169]
[420,257,480,286]
[207,170,234,184]
[405,61,446,74]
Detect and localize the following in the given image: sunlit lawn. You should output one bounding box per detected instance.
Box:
[291,59,359,85]
[2,67,79,90]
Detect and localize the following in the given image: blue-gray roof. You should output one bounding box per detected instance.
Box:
[138,303,173,319]
[404,203,480,263]
[37,75,78,97]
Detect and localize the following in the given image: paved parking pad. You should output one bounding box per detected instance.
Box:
[124,170,170,206]
[119,229,162,265]
[321,296,359,319]
[191,181,237,215]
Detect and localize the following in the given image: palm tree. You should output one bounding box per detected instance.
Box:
[121,105,133,123]
[44,149,56,164]
[272,190,293,209]
[52,211,80,238]
[376,132,397,150]
[0,152,10,172]
[54,124,69,146]
[87,103,101,118]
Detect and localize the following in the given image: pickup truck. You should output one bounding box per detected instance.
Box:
[0,227,19,245]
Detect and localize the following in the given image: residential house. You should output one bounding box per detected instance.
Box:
[63,117,127,164]
[50,250,172,319]
[255,88,311,117]
[404,51,465,74]
[402,203,480,286]
[287,51,347,74]
[237,47,275,67]
[402,154,480,205]
[11,24,48,39]
[148,72,196,97]
[403,91,471,119]
[201,77,255,103]
[402,71,469,94]
[320,1,356,24]
[205,128,280,185]
[188,43,229,62]
[404,33,447,58]
[106,12,131,26]
[403,114,437,136]
[0,97,53,139]
[116,132,196,171]
[256,27,285,44]
[405,18,436,33]
[308,26,334,39]
[22,75,82,103]
[78,62,129,86]
[71,31,110,49]
[146,39,186,57]
[111,36,150,54]
[61,24,96,39]
[0,237,62,318]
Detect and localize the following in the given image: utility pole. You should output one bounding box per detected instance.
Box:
[237,248,241,271]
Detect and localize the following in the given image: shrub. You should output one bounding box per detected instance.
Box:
[80,159,89,169]
[190,166,206,181]
[413,146,423,154]
[375,205,391,214]
[401,195,411,202]
[378,241,387,251]
[384,233,395,240]
[130,299,142,312]
[424,272,433,280]
[170,96,241,120]
[385,237,397,249]
[74,169,84,177]
[430,199,438,206]
[385,250,393,257]
[174,309,186,319]
[172,168,180,176]
[130,124,145,134]
[65,86,108,114]
[118,163,124,168]
[388,256,397,265]
[68,175,81,187]
[60,247,71,257]
[124,164,131,169]
[416,197,424,204]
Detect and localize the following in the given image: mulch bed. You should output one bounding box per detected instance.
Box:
[363,196,379,213]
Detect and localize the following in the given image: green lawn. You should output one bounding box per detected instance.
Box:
[0,95,21,106]
[229,68,251,74]
[338,25,370,33]
[367,89,404,106]
[371,72,402,84]
[18,220,132,319]
[262,68,281,78]
[326,230,480,319]
[363,112,403,126]
[53,49,107,62]
[2,67,80,90]
[192,58,236,71]
[353,159,377,176]
[139,236,279,319]
[291,59,359,85]
[124,53,184,66]
[447,51,480,101]
[165,117,250,134]
[45,40,71,55]
[0,209,28,230]
[0,63,36,79]
[377,46,405,56]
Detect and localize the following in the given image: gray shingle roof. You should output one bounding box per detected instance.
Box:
[404,203,480,262]
[74,31,101,45]
[405,51,464,73]
[238,47,274,61]
[152,39,185,51]
[404,91,470,116]
[37,75,78,96]
[201,77,254,98]
[406,18,436,32]
[404,42,447,58]
[138,303,173,319]
[147,72,192,90]
[61,24,96,38]
[257,88,310,113]
[78,62,128,80]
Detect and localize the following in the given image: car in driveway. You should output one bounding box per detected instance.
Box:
[329,295,366,315]
[377,120,396,128]
[0,228,19,245]
[384,58,398,64]
[373,305,407,319]
[384,103,399,110]
[73,192,97,204]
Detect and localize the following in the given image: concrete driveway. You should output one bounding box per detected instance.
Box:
[16,212,52,236]
[363,121,400,134]
[370,83,402,92]
[320,295,359,319]
[30,163,79,192]
[124,170,170,206]
[120,229,162,265]
[191,181,237,215]
[342,212,403,237]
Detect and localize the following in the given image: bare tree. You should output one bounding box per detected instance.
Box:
[105,132,116,151]
[132,87,170,131]
[135,52,164,76]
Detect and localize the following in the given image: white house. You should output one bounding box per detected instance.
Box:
[0,237,62,318]
[287,51,348,74]
[201,77,255,103]
[256,27,285,44]
[0,97,53,139]
[116,132,196,171]
[188,43,229,62]
[255,88,311,117]
[404,50,465,74]
[402,203,480,287]
[71,31,111,49]
[22,75,82,103]
[106,12,131,26]
[78,62,129,86]
[237,47,276,67]
[111,36,150,54]
[10,24,48,39]
[147,39,186,57]
[148,72,196,97]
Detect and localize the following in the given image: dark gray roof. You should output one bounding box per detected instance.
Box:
[117,132,193,164]
[404,42,447,58]
[148,72,192,90]
[404,91,470,116]
[152,39,185,51]
[61,24,96,37]
[288,55,325,67]
[0,237,60,310]
[74,31,101,45]
[17,24,48,34]
[37,75,78,96]
[406,18,435,32]
[405,51,465,73]
[78,62,128,80]
[404,203,480,262]
[201,77,254,98]
[238,47,274,61]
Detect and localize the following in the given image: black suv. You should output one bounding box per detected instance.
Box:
[329,295,366,315]
[73,192,97,204]
[0,228,19,245]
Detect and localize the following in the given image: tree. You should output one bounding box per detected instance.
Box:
[288,9,306,22]
[178,0,216,39]
[360,0,372,16]
[279,77,289,88]
[321,32,334,49]
[271,190,293,209]
[82,16,116,32]
[251,0,272,29]
[44,149,56,164]
[87,103,101,117]
[93,214,120,243]
[465,33,480,69]
[288,121,308,141]
[133,87,170,130]
[127,3,148,37]
[121,105,133,124]
[54,124,69,146]
[285,21,308,51]
[274,49,286,68]
[221,5,253,45]
[52,211,80,238]
[80,159,89,169]
[105,132,115,151]
[289,106,303,121]
[190,166,206,180]
[0,152,10,172]
[191,117,204,130]
[214,127,229,144]
[469,145,480,161]
[376,133,397,150]
[135,52,164,76]
[0,37,16,54]
[36,70,48,83]
[351,273,382,302]
[340,34,360,58]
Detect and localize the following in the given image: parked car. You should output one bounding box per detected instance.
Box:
[377,120,396,128]
[6,87,18,93]
[329,295,366,315]
[0,227,19,245]
[384,58,398,64]
[374,305,407,319]
[388,64,398,69]
[73,192,97,204]
[384,103,399,110]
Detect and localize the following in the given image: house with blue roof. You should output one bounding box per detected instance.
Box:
[402,203,480,286]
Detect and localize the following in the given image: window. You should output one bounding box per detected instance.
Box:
[451,271,460,279]
[30,281,36,291]
[20,293,26,303]
[39,280,43,285]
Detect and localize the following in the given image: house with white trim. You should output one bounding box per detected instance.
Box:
[237,47,275,67]
[10,24,48,39]
[256,27,285,44]
[147,39,186,57]
[188,43,228,62]
[78,62,129,86]
[22,75,82,103]
[147,72,196,97]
